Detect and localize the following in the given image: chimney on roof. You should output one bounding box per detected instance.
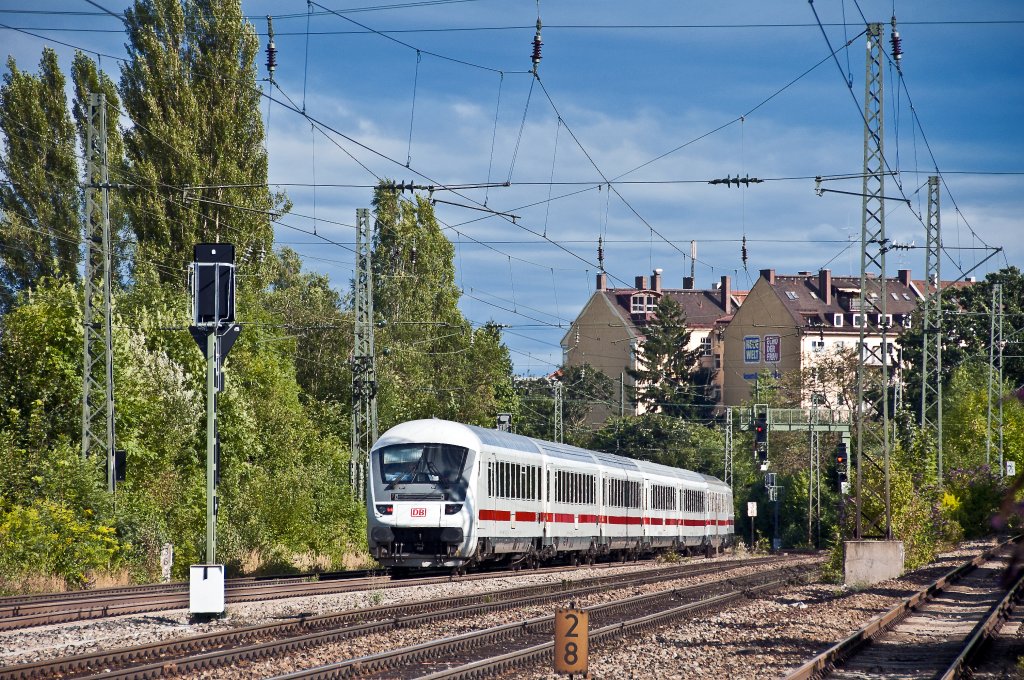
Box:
[721,275,732,315]
[635,275,648,290]
[652,268,662,293]
[760,268,775,285]
[596,271,607,291]
[898,269,912,287]
[818,269,832,306]
[682,276,694,290]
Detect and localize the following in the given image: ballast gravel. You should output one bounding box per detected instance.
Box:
[0,560,707,666]
[0,539,1003,680]
[511,539,1002,680]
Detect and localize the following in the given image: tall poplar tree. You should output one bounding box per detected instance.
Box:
[71,52,131,284]
[120,0,276,283]
[371,183,514,427]
[0,48,80,311]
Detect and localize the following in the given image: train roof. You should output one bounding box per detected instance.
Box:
[377,419,723,486]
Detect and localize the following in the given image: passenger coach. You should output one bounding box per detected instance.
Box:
[367,419,734,570]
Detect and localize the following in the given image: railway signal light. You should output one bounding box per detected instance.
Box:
[835,442,848,490]
[754,416,767,444]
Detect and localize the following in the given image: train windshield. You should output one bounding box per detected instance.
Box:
[378,443,468,487]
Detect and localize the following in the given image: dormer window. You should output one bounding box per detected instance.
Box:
[631,293,657,314]
[833,313,844,327]
[852,313,863,327]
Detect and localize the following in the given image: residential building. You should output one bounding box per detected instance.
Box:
[561,269,743,424]
[721,268,923,406]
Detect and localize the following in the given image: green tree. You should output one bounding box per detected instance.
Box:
[627,295,709,419]
[589,413,723,475]
[371,184,515,428]
[120,0,278,283]
[0,48,80,311]
[899,267,1024,420]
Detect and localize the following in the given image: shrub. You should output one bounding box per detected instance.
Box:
[0,499,122,590]
[944,465,1009,538]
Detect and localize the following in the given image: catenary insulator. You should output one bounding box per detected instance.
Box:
[531,19,543,74]
[266,16,277,78]
[890,31,902,63]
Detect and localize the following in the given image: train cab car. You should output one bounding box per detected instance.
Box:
[367,420,479,568]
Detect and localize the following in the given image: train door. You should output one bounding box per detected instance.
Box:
[544,464,555,541]
[642,478,650,545]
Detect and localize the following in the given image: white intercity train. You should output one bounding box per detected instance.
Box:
[366,418,734,571]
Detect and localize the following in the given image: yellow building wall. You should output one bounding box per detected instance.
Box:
[721,279,800,405]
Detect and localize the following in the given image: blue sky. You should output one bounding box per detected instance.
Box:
[2,1,1022,375]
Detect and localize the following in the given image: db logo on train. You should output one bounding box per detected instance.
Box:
[410,507,427,517]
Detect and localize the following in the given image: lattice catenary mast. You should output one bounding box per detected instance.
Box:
[921,175,943,482]
[351,208,378,494]
[854,23,892,540]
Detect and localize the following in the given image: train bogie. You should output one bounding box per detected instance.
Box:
[366,419,734,570]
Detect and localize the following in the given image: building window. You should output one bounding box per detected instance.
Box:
[713,353,721,369]
[833,313,843,327]
[811,340,825,352]
[631,293,657,314]
[700,336,712,356]
[852,313,863,327]
[786,291,798,300]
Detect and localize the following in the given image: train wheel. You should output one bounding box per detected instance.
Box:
[571,554,580,567]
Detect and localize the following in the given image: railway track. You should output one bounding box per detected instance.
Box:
[0,554,803,680]
[0,570,388,631]
[0,558,667,632]
[785,536,1024,680]
[271,560,817,679]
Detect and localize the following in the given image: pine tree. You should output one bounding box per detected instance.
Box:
[0,48,81,311]
[120,0,277,283]
[627,295,707,419]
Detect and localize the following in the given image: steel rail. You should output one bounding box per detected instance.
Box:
[271,563,817,679]
[0,569,383,610]
[938,560,1024,679]
[0,555,797,680]
[784,535,1023,680]
[0,556,676,631]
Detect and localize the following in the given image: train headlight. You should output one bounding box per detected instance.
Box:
[444,503,463,515]
[376,504,394,515]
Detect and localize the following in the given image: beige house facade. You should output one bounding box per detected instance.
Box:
[561,269,741,424]
[722,268,924,406]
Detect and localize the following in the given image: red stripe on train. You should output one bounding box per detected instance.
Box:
[478,510,735,527]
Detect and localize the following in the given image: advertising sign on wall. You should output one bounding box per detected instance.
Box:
[764,335,781,363]
[744,336,761,363]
